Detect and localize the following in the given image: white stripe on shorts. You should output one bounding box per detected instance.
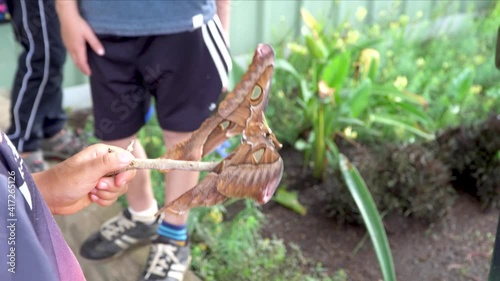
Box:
[201,24,229,88]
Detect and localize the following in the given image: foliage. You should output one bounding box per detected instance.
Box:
[338,154,396,281]
[272,8,433,180]
[369,1,500,129]
[268,9,404,280]
[188,201,342,281]
[272,185,307,215]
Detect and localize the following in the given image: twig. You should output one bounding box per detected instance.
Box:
[106,158,219,176]
[126,140,135,152]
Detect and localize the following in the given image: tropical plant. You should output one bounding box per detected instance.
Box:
[274,9,433,180]
[370,1,500,129]
[268,9,410,281]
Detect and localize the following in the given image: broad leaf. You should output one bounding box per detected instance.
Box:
[349,79,372,118]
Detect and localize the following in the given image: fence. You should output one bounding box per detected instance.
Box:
[0,0,494,90]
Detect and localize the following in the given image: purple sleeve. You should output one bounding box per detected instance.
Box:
[0,132,85,281]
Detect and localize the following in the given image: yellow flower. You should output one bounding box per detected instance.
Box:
[399,15,409,26]
[358,48,380,78]
[390,21,400,30]
[470,85,482,95]
[335,38,346,50]
[416,11,424,19]
[346,30,360,45]
[287,42,308,55]
[473,55,486,65]
[300,8,320,37]
[343,126,358,139]
[416,57,425,68]
[393,76,408,90]
[356,6,368,22]
[208,208,223,223]
[370,24,381,36]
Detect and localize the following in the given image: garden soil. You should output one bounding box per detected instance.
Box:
[261,146,498,281]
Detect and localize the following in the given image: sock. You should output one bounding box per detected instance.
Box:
[157,221,188,246]
[128,200,158,224]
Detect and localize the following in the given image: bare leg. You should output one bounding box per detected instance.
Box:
[103,135,155,212]
[162,130,199,225]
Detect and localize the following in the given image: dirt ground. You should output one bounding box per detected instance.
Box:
[261,147,498,281]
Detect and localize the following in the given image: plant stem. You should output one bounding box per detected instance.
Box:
[313,103,326,179]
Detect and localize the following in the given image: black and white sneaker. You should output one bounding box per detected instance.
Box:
[140,237,191,281]
[80,209,160,260]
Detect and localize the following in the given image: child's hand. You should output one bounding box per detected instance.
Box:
[33,144,136,215]
[56,1,104,75]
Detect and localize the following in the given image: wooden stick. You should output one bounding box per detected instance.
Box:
[106,158,219,176]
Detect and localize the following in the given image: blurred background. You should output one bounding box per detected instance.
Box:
[0,1,499,281]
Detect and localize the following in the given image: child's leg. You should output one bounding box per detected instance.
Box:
[80,35,160,260]
[161,130,199,225]
[103,136,155,213]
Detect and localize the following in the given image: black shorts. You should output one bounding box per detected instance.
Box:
[88,17,231,141]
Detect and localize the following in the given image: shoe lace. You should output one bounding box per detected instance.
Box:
[144,243,181,279]
[100,214,136,240]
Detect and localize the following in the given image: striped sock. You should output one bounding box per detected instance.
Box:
[157,221,187,246]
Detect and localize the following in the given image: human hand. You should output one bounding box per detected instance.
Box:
[57,1,104,75]
[33,144,136,215]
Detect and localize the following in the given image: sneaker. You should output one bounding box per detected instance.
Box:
[42,128,86,160]
[80,209,160,260]
[140,237,192,281]
[22,150,48,173]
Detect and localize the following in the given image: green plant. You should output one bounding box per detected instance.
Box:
[275,9,432,180]
[371,1,500,129]
[188,201,339,281]
[339,154,396,281]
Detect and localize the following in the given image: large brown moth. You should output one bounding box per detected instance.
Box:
[156,43,284,215]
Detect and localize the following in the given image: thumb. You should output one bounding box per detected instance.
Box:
[91,150,134,175]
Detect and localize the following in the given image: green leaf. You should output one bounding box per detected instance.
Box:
[394,102,434,127]
[348,79,372,118]
[322,51,351,91]
[300,79,313,102]
[274,59,302,81]
[337,117,366,127]
[372,85,428,106]
[370,114,435,140]
[338,155,396,281]
[275,59,313,102]
[304,35,328,60]
[273,186,307,216]
[450,67,474,103]
[325,138,340,167]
